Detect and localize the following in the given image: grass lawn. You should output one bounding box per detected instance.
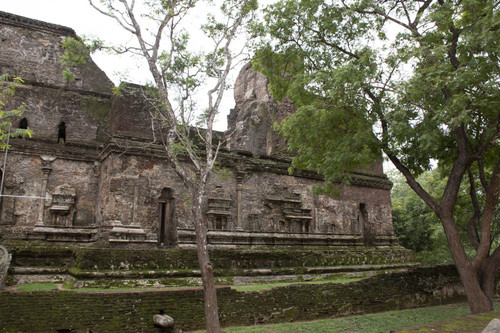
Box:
[190,301,500,333]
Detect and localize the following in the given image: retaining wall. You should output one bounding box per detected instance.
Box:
[0,265,471,332]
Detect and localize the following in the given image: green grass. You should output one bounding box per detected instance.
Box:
[232,278,362,292]
[189,301,500,333]
[16,283,59,291]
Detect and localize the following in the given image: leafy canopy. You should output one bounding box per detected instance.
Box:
[254,0,500,185]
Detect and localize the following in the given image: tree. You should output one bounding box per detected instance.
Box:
[391,170,437,253]
[390,169,453,263]
[68,1,258,331]
[0,74,32,149]
[255,0,500,314]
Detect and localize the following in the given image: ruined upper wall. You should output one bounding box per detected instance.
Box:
[226,63,385,175]
[226,62,292,157]
[108,83,155,140]
[0,11,113,144]
[0,11,113,95]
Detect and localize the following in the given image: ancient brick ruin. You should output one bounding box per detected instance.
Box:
[0,11,397,248]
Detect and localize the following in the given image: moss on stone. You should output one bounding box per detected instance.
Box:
[5,274,17,286]
[0,265,476,332]
[82,96,111,121]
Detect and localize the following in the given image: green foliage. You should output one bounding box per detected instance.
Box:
[0,74,33,148]
[390,169,454,263]
[255,0,500,175]
[256,0,500,279]
[390,170,441,252]
[60,36,103,82]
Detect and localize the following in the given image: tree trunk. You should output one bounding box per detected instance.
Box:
[457,264,493,314]
[437,209,494,314]
[192,201,221,333]
[480,258,498,306]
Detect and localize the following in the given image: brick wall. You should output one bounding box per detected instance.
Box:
[0,265,469,332]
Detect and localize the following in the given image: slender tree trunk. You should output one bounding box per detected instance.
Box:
[192,195,221,333]
[441,212,494,314]
[480,258,498,306]
[456,264,493,314]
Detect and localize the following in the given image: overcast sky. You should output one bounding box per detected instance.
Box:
[0,0,274,130]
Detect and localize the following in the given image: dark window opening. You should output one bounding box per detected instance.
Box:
[18,118,28,138]
[279,220,286,232]
[19,118,28,129]
[57,121,66,143]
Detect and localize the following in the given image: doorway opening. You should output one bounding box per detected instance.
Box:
[158,188,176,248]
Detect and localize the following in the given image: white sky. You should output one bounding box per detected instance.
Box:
[0,0,275,131]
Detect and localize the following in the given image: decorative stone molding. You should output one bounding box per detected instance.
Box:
[49,184,76,227]
[266,192,313,233]
[108,220,155,244]
[207,186,233,231]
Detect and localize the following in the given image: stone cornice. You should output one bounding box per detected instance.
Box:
[99,136,393,190]
[0,11,76,36]
[6,138,100,163]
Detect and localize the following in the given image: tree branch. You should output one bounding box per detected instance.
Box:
[473,160,500,270]
[467,167,481,250]
[88,0,135,33]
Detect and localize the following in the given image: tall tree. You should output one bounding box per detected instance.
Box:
[255,0,500,314]
[68,1,258,331]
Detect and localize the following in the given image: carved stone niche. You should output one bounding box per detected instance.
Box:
[266,192,312,233]
[49,184,76,227]
[207,186,232,231]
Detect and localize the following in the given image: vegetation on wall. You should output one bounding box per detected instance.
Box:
[0,265,468,332]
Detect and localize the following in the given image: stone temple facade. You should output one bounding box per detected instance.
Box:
[0,11,397,248]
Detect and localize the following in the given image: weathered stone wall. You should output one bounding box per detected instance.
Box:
[96,152,192,236]
[226,62,291,156]
[0,11,110,241]
[0,11,397,248]
[0,153,44,230]
[0,11,113,94]
[4,243,416,272]
[0,149,99,238]
[94,144,395,246]
[0,265,477,332]
[238,170,393,236]
[108,83,155,140]
[1,61,112,144]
